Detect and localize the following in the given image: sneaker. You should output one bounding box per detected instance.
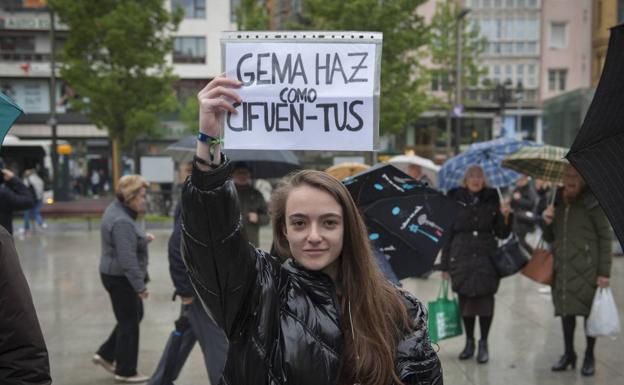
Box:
[114,374,150,383]
[92,354,115,374]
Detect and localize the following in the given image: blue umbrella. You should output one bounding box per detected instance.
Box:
[438,138,540,192]
[0,92,23,149]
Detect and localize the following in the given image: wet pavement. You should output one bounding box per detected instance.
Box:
[14,225,624,385]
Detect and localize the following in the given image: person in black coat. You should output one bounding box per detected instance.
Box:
[440,165,512,364]
[180,76,443,385]
[0,166,34,234]
[0,225,51,384]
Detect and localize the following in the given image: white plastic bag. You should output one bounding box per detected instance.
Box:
[586,288,621,338]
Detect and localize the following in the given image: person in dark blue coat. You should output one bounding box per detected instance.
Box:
[149,164,228,385]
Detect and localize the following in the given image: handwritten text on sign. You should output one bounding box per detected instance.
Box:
[223,42,378,151]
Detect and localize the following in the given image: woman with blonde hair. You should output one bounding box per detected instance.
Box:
[180,76,442,385]
[94,175,154,383]
[440,165,511,364]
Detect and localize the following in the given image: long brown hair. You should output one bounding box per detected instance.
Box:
[271,170,412,385]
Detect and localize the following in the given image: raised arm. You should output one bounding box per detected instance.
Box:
[180,76,261,337]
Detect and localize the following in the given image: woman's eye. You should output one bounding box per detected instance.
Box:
[324,220,338,227]
[291,221,305,228]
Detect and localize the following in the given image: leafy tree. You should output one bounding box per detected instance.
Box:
[236,0,270,30]
[293,0,431,135]
[179,96,199,134]
[428,0,486,110]
[49,0,182,184]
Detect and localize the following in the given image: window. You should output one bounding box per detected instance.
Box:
[527,64,537,87]
[548,69,568,91]
[528,0,537,7]
[0,35,35,52]
[484,0,492,8]
[431,71,449,92]
[549,22,568,49]
[517,0,526,7]
[516,42,525,54]
[506,0,515,7]
[505,64,513,83]
[494,0,502,7]
[173,37,206,63]
[527,42,537,54]
[171,0,205,19]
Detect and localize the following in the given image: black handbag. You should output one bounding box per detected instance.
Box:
[491,234,531,278]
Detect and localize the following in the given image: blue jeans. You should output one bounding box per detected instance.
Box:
[148,300,228,385]
[23,199,44,230]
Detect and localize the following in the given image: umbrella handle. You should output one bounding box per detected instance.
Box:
[496,187,504,203]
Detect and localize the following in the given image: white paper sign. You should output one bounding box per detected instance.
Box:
[221,32,381,151]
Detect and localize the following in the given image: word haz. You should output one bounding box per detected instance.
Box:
[235,52,369,86]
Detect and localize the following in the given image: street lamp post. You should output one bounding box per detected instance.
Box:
[454,8,471,154]
[48,9,61,201]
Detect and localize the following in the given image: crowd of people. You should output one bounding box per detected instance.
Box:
[0,77,617,385]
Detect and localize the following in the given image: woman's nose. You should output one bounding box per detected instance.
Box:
[307,223,322,242]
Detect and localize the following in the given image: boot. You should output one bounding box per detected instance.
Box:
[551,352,577,371]
[476,339,489,364]
[581,353,595,376]
[458,338,475,360]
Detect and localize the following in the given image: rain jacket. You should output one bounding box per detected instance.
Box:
[0,226,51,384]
[542,189,612,316]
[0,176,34,234]
[234,183,269,247]
[440,187,512,297]
[181,158,443,385]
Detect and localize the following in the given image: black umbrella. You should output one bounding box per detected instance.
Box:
[166,135,301,179]
[343,164,462,279]
[567,23,624,244]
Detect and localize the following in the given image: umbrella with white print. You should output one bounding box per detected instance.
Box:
[343,164,462,278]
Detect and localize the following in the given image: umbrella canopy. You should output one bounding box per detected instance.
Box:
[0,92,23,149]
[502,145,568,183]
[388,154,440,187]
[567,23,624,245]
[343,164,461,278]
[438,138,538,191]
[166,135,301,179]
[325,162,370,181]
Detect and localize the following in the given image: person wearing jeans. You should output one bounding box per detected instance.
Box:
[94,175,153,383]
[148,199,228,385]
[22,169,46,234]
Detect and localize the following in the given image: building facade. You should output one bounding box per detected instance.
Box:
[0,0,235,188]
[591,0,624,86]
[540,0,592,101]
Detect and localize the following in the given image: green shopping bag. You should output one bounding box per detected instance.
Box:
[427,280,462,342]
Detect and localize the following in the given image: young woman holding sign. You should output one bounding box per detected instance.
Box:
[180,75,442,385]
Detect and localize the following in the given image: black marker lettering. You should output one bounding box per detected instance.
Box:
[237,54,254,86]
[348,52,368,83]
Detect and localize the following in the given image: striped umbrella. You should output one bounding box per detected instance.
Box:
[438,138,539,192]
[502,145,569,183]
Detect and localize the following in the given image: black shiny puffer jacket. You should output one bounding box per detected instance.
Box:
[181,159,442,385]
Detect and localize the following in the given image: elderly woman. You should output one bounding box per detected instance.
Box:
[93,175,153,383]
[542,165,612,376]
[440,165,511,364]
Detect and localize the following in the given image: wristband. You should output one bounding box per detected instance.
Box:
[197,132,223,145]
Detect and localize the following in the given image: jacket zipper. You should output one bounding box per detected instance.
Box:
[562,205,570,315]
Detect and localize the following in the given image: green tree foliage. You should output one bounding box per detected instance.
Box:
[236,0,270,30]
[49,0,182,146]
[179,96,199,134]
[428,0,486,109]
[285,0,431,135]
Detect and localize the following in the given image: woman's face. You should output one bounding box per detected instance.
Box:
[283,184,344,279]
[127,187,147,213]
[465,168,485,193]
[563,166,584,199]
